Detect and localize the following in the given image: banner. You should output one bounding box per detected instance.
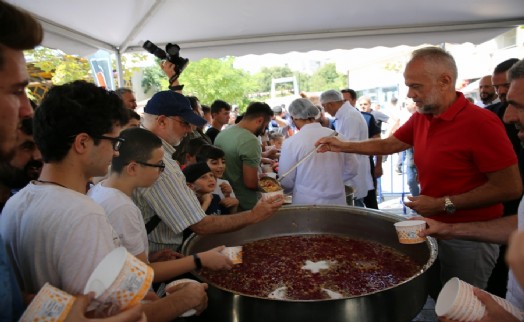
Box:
[89,50,115,90]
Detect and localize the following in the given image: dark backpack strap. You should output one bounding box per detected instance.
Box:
[145,214,162,234]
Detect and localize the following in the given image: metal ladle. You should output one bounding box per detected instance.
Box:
[258,131,338,192]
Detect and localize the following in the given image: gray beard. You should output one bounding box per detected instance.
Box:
[418,105,436,114]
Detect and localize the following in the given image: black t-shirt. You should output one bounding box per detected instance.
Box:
[205,127,220,143]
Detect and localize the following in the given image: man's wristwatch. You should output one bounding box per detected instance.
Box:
[193,253,203,270]
[444,196,456,214]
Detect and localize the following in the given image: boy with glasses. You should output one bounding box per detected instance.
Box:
[89,128,232,288]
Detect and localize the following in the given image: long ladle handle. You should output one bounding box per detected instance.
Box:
[277,131,338,182]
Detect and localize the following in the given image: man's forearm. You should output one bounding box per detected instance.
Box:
[450,165,522,211]
[339,136,407,156]
[190,211,255,235]
[448,215,517,244]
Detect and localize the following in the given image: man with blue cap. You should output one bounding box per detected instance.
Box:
[135,91,283,254]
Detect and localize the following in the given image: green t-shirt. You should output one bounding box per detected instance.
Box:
[215,125,261,210]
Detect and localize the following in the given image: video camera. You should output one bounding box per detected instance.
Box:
[143,40,189,80]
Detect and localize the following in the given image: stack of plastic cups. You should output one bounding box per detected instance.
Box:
[436,277,524,321]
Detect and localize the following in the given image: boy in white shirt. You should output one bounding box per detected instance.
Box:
[88,127,233,318]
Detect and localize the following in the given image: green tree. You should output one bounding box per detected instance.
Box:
[118,53,148,86]
[28,47,91,85]
[252,66,294,93]
[295,71,312,92]
[141,62,169,93]
[179,57,254,108]
[309,63,346,91]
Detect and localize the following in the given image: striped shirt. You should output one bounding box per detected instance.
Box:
[133,139,206,252]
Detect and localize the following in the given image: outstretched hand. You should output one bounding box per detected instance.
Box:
[199,245,234,270]
[160,60,177,80]
[65,293,146,322]
[251,195,284,223]
[314,136,346,153]
[412,216,454,240]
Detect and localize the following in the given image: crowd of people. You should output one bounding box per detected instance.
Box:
[1,1,524,321]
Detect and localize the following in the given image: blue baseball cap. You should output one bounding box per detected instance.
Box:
[144,91,206,126]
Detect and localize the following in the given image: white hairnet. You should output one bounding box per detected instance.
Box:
[288,98,320,120]
[319,90,344,104]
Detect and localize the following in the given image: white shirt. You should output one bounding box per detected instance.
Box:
[333,102,374,199]
[278,123,358,205]
[89,182,149,258]
[507,196,524,309]
[0,183,120,294]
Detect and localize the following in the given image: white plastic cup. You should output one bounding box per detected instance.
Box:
[19,283,76,322]
[165,279,201,317]
[221,246,243,264]
[265,172,277,179]
[84,247,154,315]
[261,164,273,173]
[436,277,524,321]
[393,220,426,244]
[261,189,284,201]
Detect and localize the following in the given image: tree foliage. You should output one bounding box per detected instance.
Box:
[253,66,294,93]
[26,47,146,86]
[28,47,91,85]
[179,57,254,108]
[309,63,346,91]
[141,61,169,93]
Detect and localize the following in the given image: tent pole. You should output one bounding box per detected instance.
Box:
[115,49,124,88]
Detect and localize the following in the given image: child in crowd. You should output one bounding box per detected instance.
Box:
[183,162,229,215]
[197,144,239,214]
[88,127,233,284]
[178,137,208,169]
[269,132,284,151]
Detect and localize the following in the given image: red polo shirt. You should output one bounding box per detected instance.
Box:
[394,92,517,223]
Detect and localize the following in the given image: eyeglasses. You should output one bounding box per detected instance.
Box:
[69,134,125,151]
[493,83,510,91]
[136,160,166,172]
[168,116,191,128]
[93,135,125,151]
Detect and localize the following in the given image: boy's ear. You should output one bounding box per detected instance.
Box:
[125,162,138,176]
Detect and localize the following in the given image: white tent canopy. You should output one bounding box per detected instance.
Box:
[8,0,524,60]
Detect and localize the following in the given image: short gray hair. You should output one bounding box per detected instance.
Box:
[508,59,524,82]
[115,87,133,98]
[288,98,320,120]
[319,90,344,104]
[410,46,458,84]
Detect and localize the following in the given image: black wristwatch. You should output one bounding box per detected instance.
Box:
[169,84,184,91]
[193,253,203,270]
[444,196,456,214]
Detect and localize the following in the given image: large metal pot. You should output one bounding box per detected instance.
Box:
[181,205,437,322]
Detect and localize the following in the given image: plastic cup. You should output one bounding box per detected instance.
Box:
[165,279,201,317]
[19,283,76,322]
[436,277,524,321]
[261,189,284,201]
[221,246,243,264]
[262,164,273,173]
[265,172,277,179]
[393,220,426,244]
[84,247,154,315]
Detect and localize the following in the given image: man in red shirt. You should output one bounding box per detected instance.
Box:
[316,47,522,297]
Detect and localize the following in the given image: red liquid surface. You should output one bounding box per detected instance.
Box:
[200,234,421,300]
